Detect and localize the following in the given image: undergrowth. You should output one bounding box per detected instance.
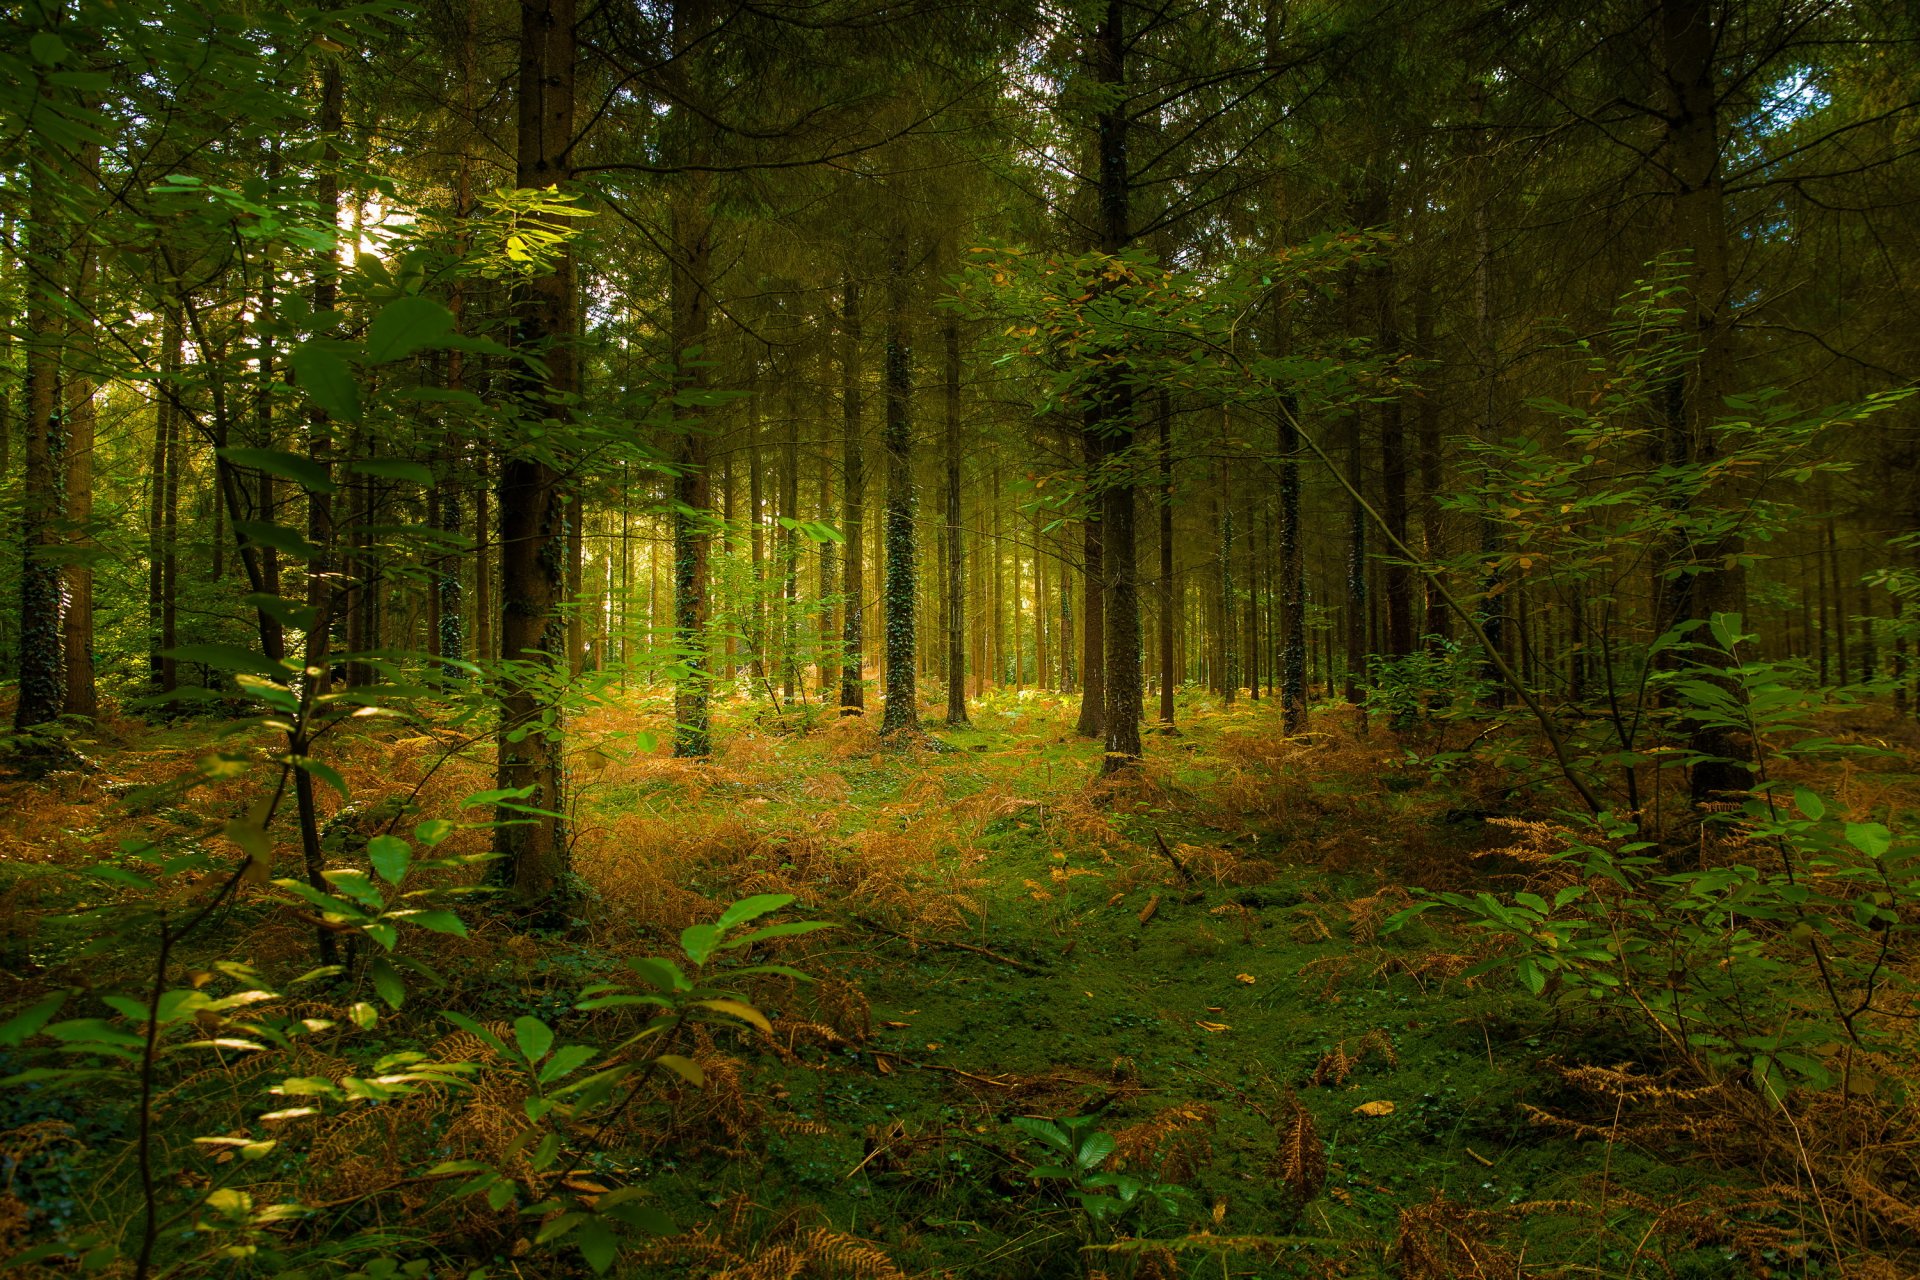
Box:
[2,680,1917,1278]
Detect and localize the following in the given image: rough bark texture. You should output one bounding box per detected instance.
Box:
[1158,393,1175,725]
[839,277,865,713]
[879,235,918,736]
[1658,0,1748,807]
[670,0,714,756]
[494,0,576,903]
[16,141,64,730]
[944,317,968,725]
[1093,0,1141,773]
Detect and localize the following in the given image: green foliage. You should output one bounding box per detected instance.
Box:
[1012,1114,1182,1229]
[1390,613,1917,1101]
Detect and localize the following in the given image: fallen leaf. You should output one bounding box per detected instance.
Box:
[1195,1020,1231,1033]
[1352,1100,1395,1117]
[1139,894,1161,924]
[1235,973,1256,985]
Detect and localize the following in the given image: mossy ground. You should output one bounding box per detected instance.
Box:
[0,686,1834,1277]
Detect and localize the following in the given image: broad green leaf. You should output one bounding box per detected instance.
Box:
[365,296,455,363]
[216,447,336,495]
[368,958,406,1010]
[679,923,721,965]
[691,999,770,1034]
[290,342,361,422]
[1846,822,1893,859]
[0,992,69,1047]
[714,894,797,933]
[715,920,834,951]
[513,1015,554,1064]
[575,1217,618,1273]
[367,835,412,885]
[162,643,286,677]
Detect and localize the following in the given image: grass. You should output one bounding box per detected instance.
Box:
[0,682,1899,1277]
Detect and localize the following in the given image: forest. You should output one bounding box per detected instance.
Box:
[0,0,1918,1276]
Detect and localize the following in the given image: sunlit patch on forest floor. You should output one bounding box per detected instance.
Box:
[3,688,1917,1277]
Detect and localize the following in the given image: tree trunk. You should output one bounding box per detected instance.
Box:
[494,0,576,902]
[15,137,64,730]
[1092,0,1141,773]
[839,277,865,714]
[944,316,968,724]
[669,0,714,756]
[1158,392,1175,724]
[879,233,919,737]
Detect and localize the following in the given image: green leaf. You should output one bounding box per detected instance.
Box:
[653,1053,703,1086]
[1514,957,1547,996]
[537,1044,597,1084]
[624,956,688,992]
[290,756,351,801]
[514,1015,554,1065]
[574,1217,618,1273]
[30,32,70,64]
[161,643,286,677]
[679,923,721,965]
[1846,822,1893,859]
[714,894,797,932]
[1792,787,1825,821]
[233,521,322,560]
[368,957,406,1010]
[397,909,467,937]
[365,296,455,363]
[290,342,361,422]
[0,992,69,1047]
[367,835,412,885]
[715,921,834,951]
[216,447,337,495]
[1075,1129,1116,1171]
[691,999,770,1034]
[415,819,456,848]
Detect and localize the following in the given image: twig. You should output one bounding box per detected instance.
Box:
[1152,830,1195,884]
[852,915,1047,974]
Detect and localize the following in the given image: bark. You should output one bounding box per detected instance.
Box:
[879,233,918,736]
[1092,0,1141,773]
[669,0,714,755]
[1158,392,1174,724]
[494,0,576,902]
[944,316,968,724]
[15,138,64,729]
[61,133,99,719]
[1657,0,1748,807]
[839,277,866,713]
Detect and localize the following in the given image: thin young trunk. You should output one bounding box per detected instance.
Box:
[944,316,968,724]
[1157,393,1174,724]
[839,277,865,714]
[781,380,800,701]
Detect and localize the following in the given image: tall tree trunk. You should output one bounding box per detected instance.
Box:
[61,132,99,719]
[15,135,64,730]
[1413,276,1449,648]
[494,0,576,901]
[944,316,968,725]
[839,276,865,714]
[781,377,800,702]
[669,0,714,755]
[1157,393,1175,724]
[879,233,919,736]
[1659,0,1748,806]
[1093,0,1141,773]
[1378,269,1412,660]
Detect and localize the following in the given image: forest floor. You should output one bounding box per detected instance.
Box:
[4,686,1911,1278]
